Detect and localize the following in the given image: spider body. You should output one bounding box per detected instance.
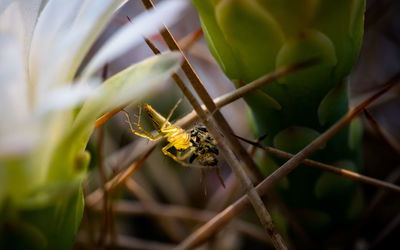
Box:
[124,100,218,167]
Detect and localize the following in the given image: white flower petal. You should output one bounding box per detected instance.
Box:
[37,80,100,115]
[0,2,25,47]
[66,0,127,78]
[29,0,83,92]
[13,0,44,63]
[37,0,127,91]
[0,0,12,13]
[0,22,30,137]
[81,0,188,78]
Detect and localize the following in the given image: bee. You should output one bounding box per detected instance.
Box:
[189,126,219,167]
[123,99,219,168]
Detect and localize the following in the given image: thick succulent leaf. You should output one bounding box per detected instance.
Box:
[348,117,362,151]
[312,0,365,82]
[314,160,357,199]
[275,29,337,112]
[346,188,363,219]
[191,0,242,80]
[255,0,319,38]
[318,79,349,126]
[273,126,322,154]
[243,90,282,137]
[215,0,284,82]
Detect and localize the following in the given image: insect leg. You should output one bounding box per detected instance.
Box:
[177,147,197,161]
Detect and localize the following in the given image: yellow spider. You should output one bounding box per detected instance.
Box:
[123,99,219,168]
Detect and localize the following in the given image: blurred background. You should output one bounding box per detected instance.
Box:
[75,0,400,249]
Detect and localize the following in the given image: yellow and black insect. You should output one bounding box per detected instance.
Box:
[123,99,219,168]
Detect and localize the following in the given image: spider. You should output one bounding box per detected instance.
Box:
[123,98,219,168]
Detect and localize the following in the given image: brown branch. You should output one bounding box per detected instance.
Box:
[234,134,400,194]
[95,105,125,129]
[175,71,400,250]
[76,232,175,250]
[363,166,400,219]
[141,2,287,248]
[370,212,400,249]
[364,109,400,156]
[96,126,108,247]
[179,28,203,51]
[85,146,155,207]
[89,200,271,246]
[125,178,188,242]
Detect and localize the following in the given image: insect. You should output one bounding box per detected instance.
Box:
[123,99,219,168]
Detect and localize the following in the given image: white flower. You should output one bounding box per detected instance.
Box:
[0,0,186,207]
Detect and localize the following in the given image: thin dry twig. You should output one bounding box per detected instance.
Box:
[179,28,203,51]
[364,109,400,156]
[175,72,400,250]
[90,200,271,246]
[125,178,188,242]
[364,166,400,219]
[234,134,400,194]
[85,146,155,207]
[95,105,125,129]
[81,186,97,249]
[76,232,175,250]
[369,212,400,249]
[96,126,109,247]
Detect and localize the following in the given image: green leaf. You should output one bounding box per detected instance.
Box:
[348,117,362,151]
[318,79,349,126]
[273,126,322,154]
[192,0,242,80]
[215,0,284,82]
[47,52,182,181]
[314,160,357,199]
[0,187,84,250]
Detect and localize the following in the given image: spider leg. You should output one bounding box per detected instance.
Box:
[123,109,163,141]
[161,142,196,167]
[161,97,183,131]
